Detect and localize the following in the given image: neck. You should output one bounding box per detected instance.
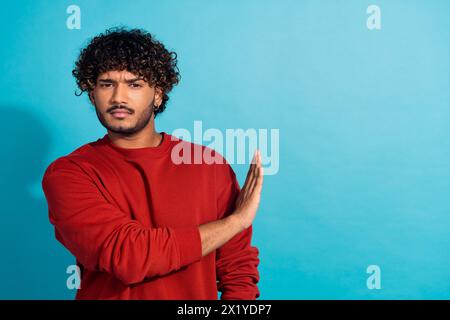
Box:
[107,120,162,149]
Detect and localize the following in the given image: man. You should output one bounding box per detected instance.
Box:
[41,27,263,300]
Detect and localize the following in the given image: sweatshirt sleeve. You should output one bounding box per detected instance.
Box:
[215,161,260,300]
[41,158,202,285]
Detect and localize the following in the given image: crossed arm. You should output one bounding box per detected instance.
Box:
[200,149,263,256]
[42,150,263,298]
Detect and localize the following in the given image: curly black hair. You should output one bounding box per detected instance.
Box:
[72,27,180,117]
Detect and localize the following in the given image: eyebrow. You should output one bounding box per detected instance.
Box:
[98,77,146,84]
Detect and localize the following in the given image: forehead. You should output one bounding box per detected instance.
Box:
[98,70,144,81]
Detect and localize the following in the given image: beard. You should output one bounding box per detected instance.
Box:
[95,102,155,136]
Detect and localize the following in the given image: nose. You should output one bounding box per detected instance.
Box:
[110,83,128,105]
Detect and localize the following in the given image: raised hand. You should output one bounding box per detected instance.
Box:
[233,149,264,229]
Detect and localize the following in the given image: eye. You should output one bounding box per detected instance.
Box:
[130,83,142,88]
[99,83,112,88]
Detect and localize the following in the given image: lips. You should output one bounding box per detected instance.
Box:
[110,109,132,119]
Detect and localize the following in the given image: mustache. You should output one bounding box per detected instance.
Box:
[107,105,134,114]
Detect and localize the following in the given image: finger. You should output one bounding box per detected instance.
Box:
[247,160,261,195]
[244,169,257,200]
[243,151,257,188]
[247,150,260,187]
[251,149,258,164]
[241,150,258,193]
[255,165,264,193]
[252,156,264,194]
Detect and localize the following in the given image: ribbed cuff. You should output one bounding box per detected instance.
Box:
[173,226,202,268]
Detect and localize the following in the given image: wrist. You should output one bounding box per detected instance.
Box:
[227,212,246,233]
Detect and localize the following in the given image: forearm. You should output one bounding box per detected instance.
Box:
[199,214,244,257]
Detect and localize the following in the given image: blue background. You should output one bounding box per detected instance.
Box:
[1,0,449,299]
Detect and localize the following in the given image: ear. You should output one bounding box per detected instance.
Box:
[88,91,95,105]
[154,87,163,107]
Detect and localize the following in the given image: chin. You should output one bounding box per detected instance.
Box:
[107,125,137,134]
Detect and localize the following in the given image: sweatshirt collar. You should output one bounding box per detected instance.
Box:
[99,131,176,159]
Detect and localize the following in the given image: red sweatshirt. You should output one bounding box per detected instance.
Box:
[41,132,260,300]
